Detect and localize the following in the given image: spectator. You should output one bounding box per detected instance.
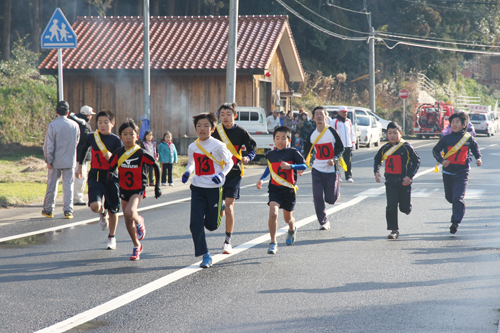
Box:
[41,101,80,219]
[279,111,285,126]
[266,110,281,132]
[298,112,314,142]
[284,110,296,147]
[331,106,356,182]
[69,105,95,205]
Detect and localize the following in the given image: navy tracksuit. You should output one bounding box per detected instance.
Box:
[432,130,481,224]
[374,141,420,231]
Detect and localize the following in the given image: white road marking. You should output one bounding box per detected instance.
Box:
[464,189,485,199]
[35,195,366,333]
[489,144,497,147]
[412,188,440,197]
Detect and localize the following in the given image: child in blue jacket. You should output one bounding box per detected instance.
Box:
[158,131,178,186]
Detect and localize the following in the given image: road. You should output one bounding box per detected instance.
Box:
[1,136,500,333]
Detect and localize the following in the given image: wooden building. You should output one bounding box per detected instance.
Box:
[39,15,304,148]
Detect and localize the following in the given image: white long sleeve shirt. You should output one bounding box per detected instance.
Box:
[186,137,234,188]
[331,117,356,149]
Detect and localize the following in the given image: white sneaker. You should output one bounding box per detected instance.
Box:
[339,178,342,182]
[222,242,233,254]
[169,183,174,186]
[107,237,116,250]
[320,221,331,230]
[346,178,354,183]
[99,211,109,230]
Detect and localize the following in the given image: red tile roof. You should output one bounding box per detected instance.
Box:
[39,15,303,75]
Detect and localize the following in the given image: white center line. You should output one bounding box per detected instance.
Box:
[35,168,436,332]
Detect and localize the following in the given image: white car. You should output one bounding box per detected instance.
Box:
[365,110,391,140]
[469,112,495,137]
[357,115,382,148]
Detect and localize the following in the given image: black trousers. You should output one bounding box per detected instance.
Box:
[385,178,412,231]
[161,163,173,184]
[443,171,469,224]
[145,165,154,184]
[190,185,223,256]
[342,147,353,180]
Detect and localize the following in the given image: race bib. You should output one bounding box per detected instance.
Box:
[446,146,468,165]
[314,142,335,160]
[385,155,402,174]
[194,152,215,176]
[270,161,294,186]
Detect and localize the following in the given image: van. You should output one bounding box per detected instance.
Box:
[234,106,274,155]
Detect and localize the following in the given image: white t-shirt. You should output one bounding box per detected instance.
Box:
[309,128,338,173]
[186,137,234,188]
[266,115,280,131]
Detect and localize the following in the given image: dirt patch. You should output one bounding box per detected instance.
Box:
[0,143,43,155]
[16,156,46,173]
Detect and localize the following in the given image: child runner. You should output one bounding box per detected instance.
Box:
[158,131,177,186]
[182,113,233,268]
[108,119,162,260]
[76,110,123,250]
[432,112,482,234]
[374,122,420,239]
[257,126,307,254]
[211,103,257,254]
[141,130,158,186]
[294,132,303,154]
[303,106,344,231]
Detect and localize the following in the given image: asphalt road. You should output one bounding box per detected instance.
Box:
[2,136,500,333]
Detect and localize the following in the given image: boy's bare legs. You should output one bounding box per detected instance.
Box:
[122,196,142,247]
[89,201,104,214]
[268,202,280,243]
[108,213,118,236]
[90,200,110,231]
[284,210,295,231]
[224,197,236,234]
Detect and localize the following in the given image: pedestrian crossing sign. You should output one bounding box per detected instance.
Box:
[41,8,77,49]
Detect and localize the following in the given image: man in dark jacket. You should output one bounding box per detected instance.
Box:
[69,105,95,205]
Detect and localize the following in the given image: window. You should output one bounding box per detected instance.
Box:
[250,112,259,121]
[470,114,486,121]
[239,112,249,121]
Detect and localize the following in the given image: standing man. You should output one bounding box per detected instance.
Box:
[42,101,80,219]
[69,105,95,205]
[266,110,280,132]
[331,106,356,182]
[304,106,344,230]
[212,103,257,254]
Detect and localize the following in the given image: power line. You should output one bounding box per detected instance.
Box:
[323,0,369,15]
[275,0,368,41]
[378,32,500,49]
[380,37,500,55]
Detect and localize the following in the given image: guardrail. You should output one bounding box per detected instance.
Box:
[456,96,480,110]
[402,73,437,100]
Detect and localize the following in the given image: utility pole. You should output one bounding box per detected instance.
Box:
[143,0,151,121]
[364,0,376,113]
[226,0,238,103]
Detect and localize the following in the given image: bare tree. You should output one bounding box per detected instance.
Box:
[166,0,175,15]
[2,0,12,61]
[30,0,41,53]
[88,0,114,17]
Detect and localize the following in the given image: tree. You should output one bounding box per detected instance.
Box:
[2,0,12,61]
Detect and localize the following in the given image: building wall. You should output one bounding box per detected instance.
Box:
[64,72,254,142]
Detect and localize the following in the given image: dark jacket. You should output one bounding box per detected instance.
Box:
[69,112,92,162]
[432,130,481,174]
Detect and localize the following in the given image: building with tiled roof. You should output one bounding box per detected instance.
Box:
[39,15,304,141]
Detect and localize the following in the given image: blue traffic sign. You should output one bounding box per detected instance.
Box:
[41,8,77,49]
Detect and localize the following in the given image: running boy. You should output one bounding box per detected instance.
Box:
[212,103,257,254]
[256,126,307,254]
[76,110,123,250]
[182,113,233,268]
[432,112,481,234]
[303,106,344,231]
[108,119,162,260]
[374,122,420,239]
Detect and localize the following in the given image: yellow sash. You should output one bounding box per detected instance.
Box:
[305,125,347,171]
[196,139,226,169]
[382,139,406,162]
[117,144,141,168]
[216,123,244,177]
[434,132,471,172]
[267,160,298,194]
[94,131,109,155]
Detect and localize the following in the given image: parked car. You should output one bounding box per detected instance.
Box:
[469,112,495,137]
[365,109,391,140]
[357,115,382,148]
[234,106,274,155]
[323,105,360,149]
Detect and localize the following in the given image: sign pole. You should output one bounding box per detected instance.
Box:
[226,0,238,103]
[403,98,406,135]
[57,48,64,101]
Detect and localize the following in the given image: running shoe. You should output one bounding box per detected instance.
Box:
[41,210,53,218]
[74,200,87,206]
[99,210,109,230]
[267,242,278,254]
[200,253,212,268]
[346,178,354,183]
[450,223,459,234]
[64,211,74,219]
[388,230,399,239]
[107,237,116,250]
[161,183,167,186]
[222,242,233,254]
[169,183,174,186]
[136,216,146,241]
[130,244,143,261]
[286,228,297,246]
[320,221,331,230]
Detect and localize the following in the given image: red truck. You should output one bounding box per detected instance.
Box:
[413,101,454,139]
